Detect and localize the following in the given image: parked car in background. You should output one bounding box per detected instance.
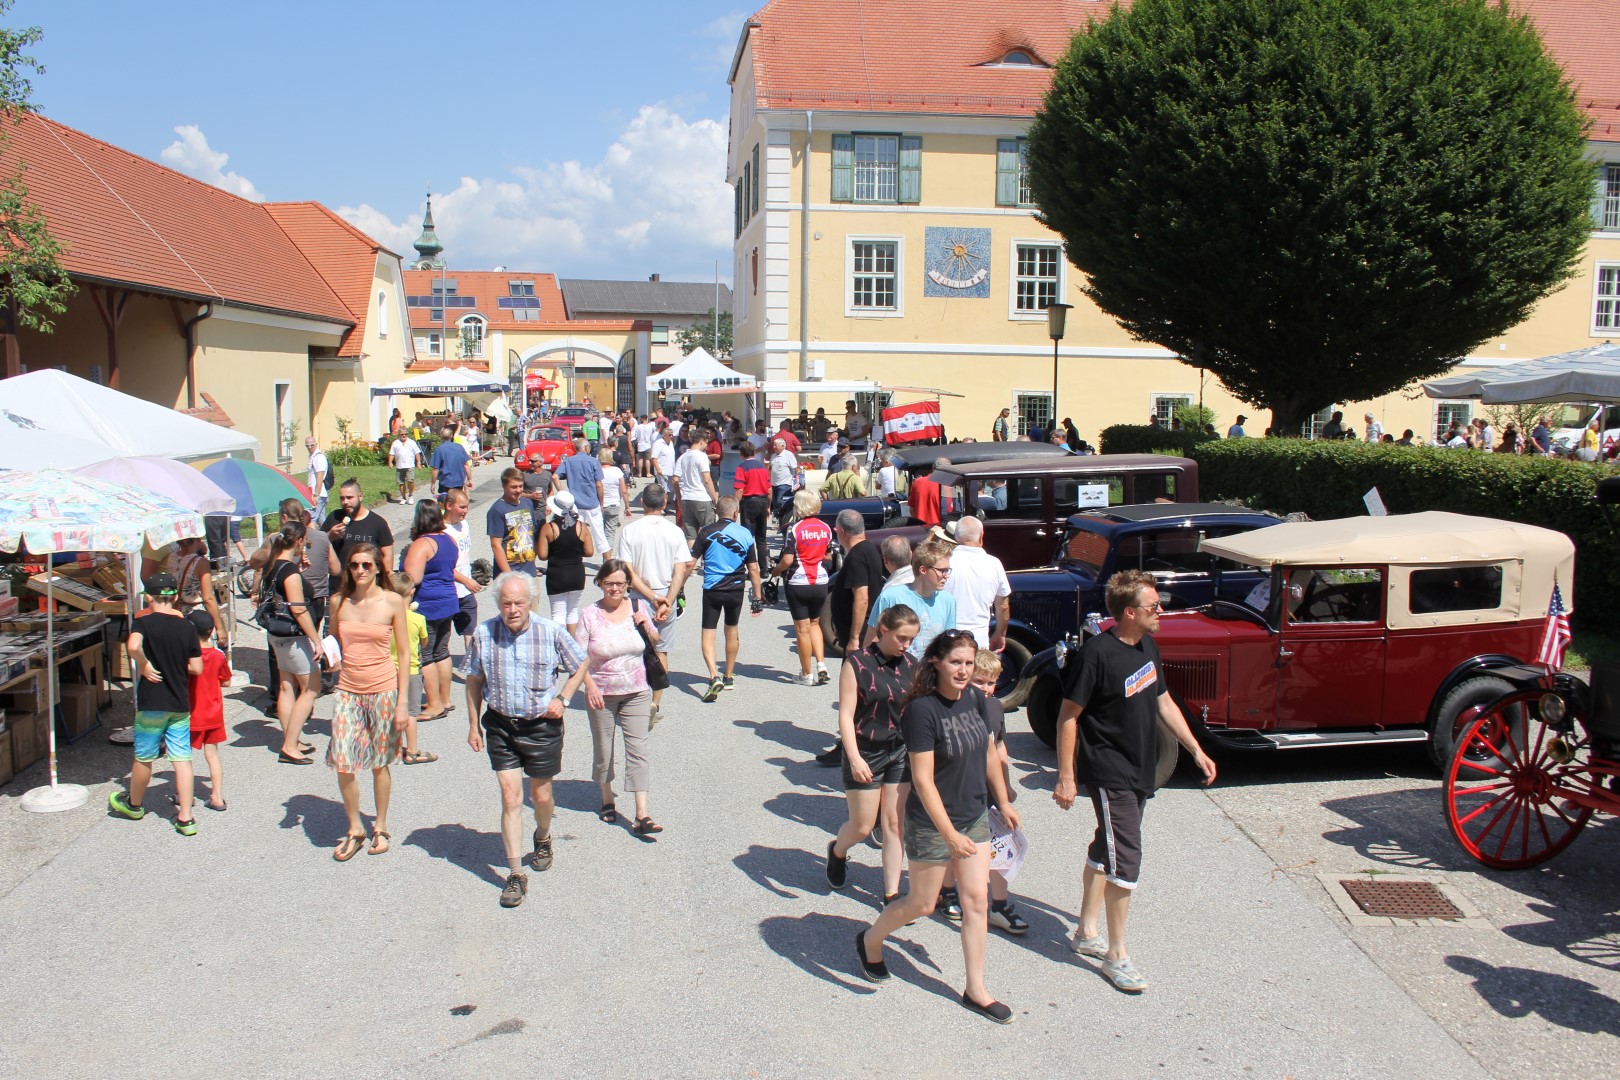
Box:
[551,406,591,436]
[1549,402,1620,457]
[996,504,1279,706]
[815,441,1073,532]
[1020,512,1577,788]
[515,425,576,472]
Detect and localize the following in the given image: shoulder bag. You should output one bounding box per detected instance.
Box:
[254,562,301,638]
[635,619,670,691]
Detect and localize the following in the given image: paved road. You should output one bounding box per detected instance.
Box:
[1,468,1491,1078]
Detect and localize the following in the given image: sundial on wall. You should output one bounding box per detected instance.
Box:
[923,226,991,298]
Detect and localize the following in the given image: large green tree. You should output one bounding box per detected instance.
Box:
[0,2,72,334]
[1027,0,1593,431]
[675,307,733,361]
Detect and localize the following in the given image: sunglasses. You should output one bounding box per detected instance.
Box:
[1132,601,1164,613]
[349,561,376,571]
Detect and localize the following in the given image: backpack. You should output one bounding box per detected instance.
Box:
[321,453,337,498]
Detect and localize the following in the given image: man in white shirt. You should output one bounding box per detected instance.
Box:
[388,431,421,504]
[768,437,799,523]
[304,436,330,521]
[1363,413,1383,443]
[651,425,677,486]
[875,451,898,498]
[943,517,1011,651]
[674,430,719,543]
[843,401,869,451]
[746,420,772,454]
[633,416,656,478]
[615,484,694,725]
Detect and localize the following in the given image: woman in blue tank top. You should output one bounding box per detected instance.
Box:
[403,499,461,726]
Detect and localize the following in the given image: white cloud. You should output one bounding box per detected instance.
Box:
[159,125,264,202]
[338,104,733,283]
[700,11,749,72]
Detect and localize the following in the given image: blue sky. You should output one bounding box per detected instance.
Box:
[12,0,751,283]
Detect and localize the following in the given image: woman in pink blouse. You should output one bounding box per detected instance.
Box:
[574,558,662,835]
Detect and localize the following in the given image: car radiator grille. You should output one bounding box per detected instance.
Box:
[1162,659,1217,705]
[1010,596,1074,644]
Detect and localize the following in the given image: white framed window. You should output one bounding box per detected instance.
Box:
[376,290,388,337]
[651,325,669,345]
[273,381,292,463]
[1434,401,1473,444]
[1152,393,1193,429]
[846,236,903,317]
[1597,164,1620,230]
[427,332,442,357]
[1594,263,1620,333]
[1014,391,1053,437]
[1009,241,1063,318]
[1301,405,1336,440]
[457,314,486,359]
[854,135,899,203]
[996,138,1033,207]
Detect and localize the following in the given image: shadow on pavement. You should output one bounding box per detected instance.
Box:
[1446,955,1620,1036]
[1504,902,1620,975]
[735,843,831,899]
[764,790,844,832]
[757,913,879,995]
[405,822,507,888]
[767,754,840,793]
[278,792,352,848]
[735,718,829,756]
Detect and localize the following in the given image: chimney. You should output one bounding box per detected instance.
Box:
[649,273,661,283]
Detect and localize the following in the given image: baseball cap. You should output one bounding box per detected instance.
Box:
[185,609,216,637]
[144,571,179,597]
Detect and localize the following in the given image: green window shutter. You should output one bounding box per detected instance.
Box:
[831,134,854,202]
[743,163,752,224]
[898,135,922,204]
[734,181,743,237]
[752,145,761,214]
[996,138,1021,206]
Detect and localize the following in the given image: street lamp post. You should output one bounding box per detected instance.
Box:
[1047,302,1072,436]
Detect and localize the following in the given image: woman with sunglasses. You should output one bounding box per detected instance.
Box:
[263,520,322,764]
[855,629,1021,1024]
[825,603,919,905]
[327,542,412,862]
[401,499,460,721]
[573,558,662,834]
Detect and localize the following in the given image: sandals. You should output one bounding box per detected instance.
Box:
[402,750,439,764]
[368,831,391,856]
[633,816,664,836]
[598,803,618,823]
[333,834,365,862]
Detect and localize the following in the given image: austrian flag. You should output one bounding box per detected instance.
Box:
[880,400,944,445]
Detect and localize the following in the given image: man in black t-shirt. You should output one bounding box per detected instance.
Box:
[110,573,205,834]
[323,479,395,574]
[1052,570,1215,994]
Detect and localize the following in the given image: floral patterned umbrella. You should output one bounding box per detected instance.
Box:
[0,468,205,814]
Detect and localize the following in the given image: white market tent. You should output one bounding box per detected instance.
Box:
[646,348,757,395]
[1422,343,1620,404]
[370,367,508,398]
[0,415,120,471]
[0,369,260,463]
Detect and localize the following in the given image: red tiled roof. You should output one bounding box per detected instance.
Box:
[741,0,1620,135]
[402,269,569,332]
[264,202,396,357]
[3,112,356,323]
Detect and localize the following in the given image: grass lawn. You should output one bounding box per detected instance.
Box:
[1567,627,1620,673]
[239,467,431,538]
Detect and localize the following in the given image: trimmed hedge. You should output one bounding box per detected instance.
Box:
[1189,438,1618,628]
[1100,424,1217,456]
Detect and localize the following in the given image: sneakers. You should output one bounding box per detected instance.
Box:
[1102,956,1148,993]
[108,792,146,820]
[702,678,724,703]
[815,666,831,685]
[722,676,736,692]
[798,672,817,687]
[528,832,554,872]
[989,901,1029,935]
[649,704,662,729]
[826,839,848,890]
[500,872,529,908]
[940,888,962,921]
[1069,929,1109,958]
[173,818,198,837]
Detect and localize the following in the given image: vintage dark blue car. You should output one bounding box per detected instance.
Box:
[997,504,1280,707]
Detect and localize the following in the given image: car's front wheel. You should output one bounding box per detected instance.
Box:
[1428,674,1516,771]
[996,637,1035,710]
[1026,674,1062,748]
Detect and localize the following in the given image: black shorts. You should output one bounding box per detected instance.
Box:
[701,589,745,629]
[423,616,455,664]
[483,710,563,778]
[785,583,829,621]
[1086,787,1147,889]
[453,592,479,635]
[842,738,908,791]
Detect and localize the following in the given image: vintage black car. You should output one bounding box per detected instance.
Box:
[814,441,1073,531]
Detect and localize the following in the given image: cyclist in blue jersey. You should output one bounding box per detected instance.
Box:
[692,495,765,702]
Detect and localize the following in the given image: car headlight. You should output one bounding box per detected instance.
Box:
[1538,692,1566,725]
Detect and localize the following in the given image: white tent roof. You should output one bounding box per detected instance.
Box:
[1423,343,1620,404]
[370,367,508,397]
[0,413,116,471]
[0,369,260,463]
[646,348,757,394]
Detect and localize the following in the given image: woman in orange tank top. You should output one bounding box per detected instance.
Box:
[327,541,411,862]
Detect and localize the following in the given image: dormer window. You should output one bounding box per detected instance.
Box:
[980,48,1047,69]
[1002,50,1035,65]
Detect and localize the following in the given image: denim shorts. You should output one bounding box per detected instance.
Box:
[133,711,192,763]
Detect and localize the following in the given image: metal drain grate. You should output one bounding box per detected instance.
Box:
[1339,879,1464,920]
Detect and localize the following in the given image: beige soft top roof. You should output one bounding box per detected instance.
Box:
[1200,511,1574,569]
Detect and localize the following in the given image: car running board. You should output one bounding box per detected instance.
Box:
[1206,728,1430,751]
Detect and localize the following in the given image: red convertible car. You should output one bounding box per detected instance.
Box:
[515,425,576,472]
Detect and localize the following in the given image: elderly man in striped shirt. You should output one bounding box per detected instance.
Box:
[466,572,591,909]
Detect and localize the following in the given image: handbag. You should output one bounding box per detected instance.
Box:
[635,620,670,691]
[254,563,301,638]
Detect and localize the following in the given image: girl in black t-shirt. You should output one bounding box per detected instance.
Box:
[855,630,1022,1024]
[825,605,919,906]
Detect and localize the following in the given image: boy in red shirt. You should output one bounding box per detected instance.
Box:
[186,610,232,811]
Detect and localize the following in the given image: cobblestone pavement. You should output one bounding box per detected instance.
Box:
[0,465,1514,1079]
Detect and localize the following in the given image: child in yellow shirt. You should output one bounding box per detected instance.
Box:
[392,578,435,763]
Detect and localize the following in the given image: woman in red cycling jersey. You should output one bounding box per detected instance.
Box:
[774,488,833,686]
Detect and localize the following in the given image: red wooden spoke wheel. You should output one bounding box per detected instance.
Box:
[1444,690,1594,870]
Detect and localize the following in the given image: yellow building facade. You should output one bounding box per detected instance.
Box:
[727,0,1620,444]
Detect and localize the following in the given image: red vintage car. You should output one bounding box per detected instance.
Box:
[515,425,576,472]
[1022,512,1577,782]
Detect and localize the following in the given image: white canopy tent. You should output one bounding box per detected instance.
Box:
[1422,343,1620,404]
[646,348,757,395]
[369,367,508,398]
[0,369,260,462]
[0,416,121,471]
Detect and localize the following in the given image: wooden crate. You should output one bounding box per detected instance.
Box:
[0,729,13,786]
[8,710,42,774]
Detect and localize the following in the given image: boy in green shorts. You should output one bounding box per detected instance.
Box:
[111,572,204,835]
